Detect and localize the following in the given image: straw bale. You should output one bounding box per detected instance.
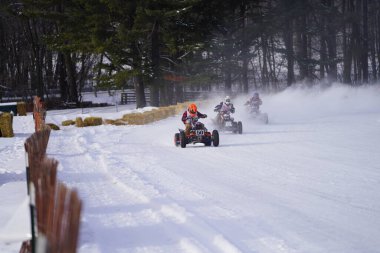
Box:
[104,119,115,125]
[152,111,165,121]
[122,113,137,121]
[75,117,84,127]
[175,103,187,114]
[113,119,128,126]
[167,105,176,114]
[142,111,155,123]
[83,117,103,126]
[46,123,60,131]
[62,120,75,126]
[166,106,176,116]
[0,112,14,137]
[123,113,145,125]
[17,102,27,116]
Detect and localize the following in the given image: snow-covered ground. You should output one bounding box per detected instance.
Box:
[1,85,380,253]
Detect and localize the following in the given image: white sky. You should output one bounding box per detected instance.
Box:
[1,84,380,253]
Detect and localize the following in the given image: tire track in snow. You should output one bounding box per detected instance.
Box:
[70,124,248,253]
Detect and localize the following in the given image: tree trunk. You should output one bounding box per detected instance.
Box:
[343,0,353,84]
[64,52,78,103]
[261,36,269,90]
[362,0,369,83]
[284,19,295,86]
[241,3,249,93]
[224,34,233,92]
[326,0,337,82]
[135,75,146,108]
[320,33,327,80]
[57,53,68,102]
[150,20,160,107]
[377,7,380,79]
[296,14,309,82]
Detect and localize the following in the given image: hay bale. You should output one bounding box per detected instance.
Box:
[159,108,169,118]
[62,120,75,126]
[152,111,161,121]
[46,123,60,131]
[175,103,187,114]
[142,111,155,123]
[0,112,14,137]
[104,119,115,125]
[17,102,27,116]
[166,106,176,116]
[75,117,84,127]
[123,113,145,125]
[113,119,128,126]
[83,117,103,127]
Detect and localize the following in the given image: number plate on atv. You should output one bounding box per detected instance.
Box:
[195,130,205,136]
[225,122,232,126]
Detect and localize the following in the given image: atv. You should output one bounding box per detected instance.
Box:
[215,111,243,134]
[247,106,269,124]
[174,122,219,148]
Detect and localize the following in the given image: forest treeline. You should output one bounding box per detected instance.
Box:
[0,0,379,107]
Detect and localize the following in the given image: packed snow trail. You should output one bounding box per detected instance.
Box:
[1,85,380,253]
[48,93,380,252]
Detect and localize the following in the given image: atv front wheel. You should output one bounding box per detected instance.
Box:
[174,133,180,147]
[238,121,243,134]
[212,130,219,147]
[180,131,187,148]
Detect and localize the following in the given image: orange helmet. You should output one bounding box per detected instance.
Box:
[188,103,197,115]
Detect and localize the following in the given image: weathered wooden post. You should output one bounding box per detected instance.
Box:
[33,96,46,132]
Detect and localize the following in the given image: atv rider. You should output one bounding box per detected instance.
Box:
[245,92,262,114]
[214,96,235,124]
[182,103,207,135]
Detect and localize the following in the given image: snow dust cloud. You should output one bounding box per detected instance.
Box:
[217,84,380,124]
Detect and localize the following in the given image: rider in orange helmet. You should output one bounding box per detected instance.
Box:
[181,103,207,135]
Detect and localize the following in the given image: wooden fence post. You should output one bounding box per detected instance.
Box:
[21,128,82,253]
[33,96,46,132]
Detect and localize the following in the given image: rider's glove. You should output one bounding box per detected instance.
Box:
[203,114,207,118]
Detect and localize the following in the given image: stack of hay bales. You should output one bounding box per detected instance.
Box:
[122,113,146,125]
[58,102,197,129]
[104,118,129,125]
[62,120,75,126]
[75,117,84,127]
[121,103,190,125]
[83,117,103,127]
[142,110,156,123]
[46,123,60,130]
[104,119,116,125]
[61,117,104,127]
[16,102,27,116]
[0,112,14,137]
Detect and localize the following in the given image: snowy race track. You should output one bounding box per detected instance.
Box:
[1,86,380,253]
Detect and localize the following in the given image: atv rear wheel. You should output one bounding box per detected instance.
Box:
[264,114,269,124]
[180,131,187,148]
[232,122,238,133]
[212,130,219,147]
[174,133,180,147]
[238,121,243,134]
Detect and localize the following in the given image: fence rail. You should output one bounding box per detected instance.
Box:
[119,90,226,104]
[20,127,82,253]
